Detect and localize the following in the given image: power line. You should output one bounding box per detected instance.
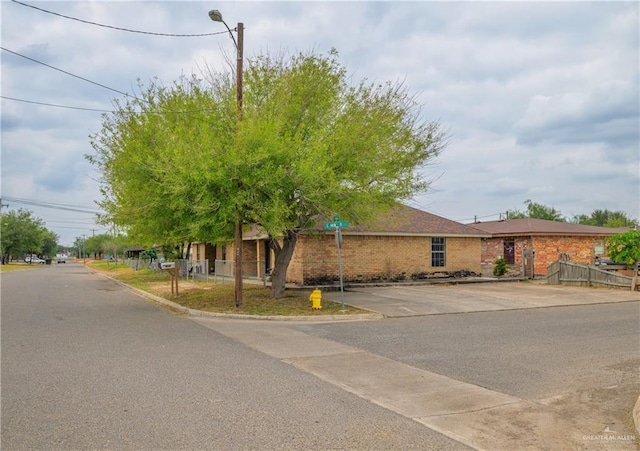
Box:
[2,95,223,115]
[11,0,229,38]
[1,95,114,113]
[2,196,102,214]
[1,46,139,100]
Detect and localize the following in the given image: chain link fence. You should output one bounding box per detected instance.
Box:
[125,258,267,285]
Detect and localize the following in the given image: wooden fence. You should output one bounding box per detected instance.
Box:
[547,260,636,290]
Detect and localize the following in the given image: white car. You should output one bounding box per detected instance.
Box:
[25,256,45,264]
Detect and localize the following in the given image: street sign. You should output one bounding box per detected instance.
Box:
[323,220,350,229]
[323,217,349,310]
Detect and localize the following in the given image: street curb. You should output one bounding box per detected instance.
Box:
[96,270,383,322]
[634,395,640,440]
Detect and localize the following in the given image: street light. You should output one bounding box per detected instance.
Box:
[209,9,245,307]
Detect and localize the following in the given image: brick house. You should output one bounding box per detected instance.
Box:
[469,218,632,277]
[242,204,490,285]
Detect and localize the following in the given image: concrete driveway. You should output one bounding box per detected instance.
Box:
[323,281,639,317]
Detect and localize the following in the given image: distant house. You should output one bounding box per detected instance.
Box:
[469,218,632,277]
[243,204,490,286]
[123,246,146,259]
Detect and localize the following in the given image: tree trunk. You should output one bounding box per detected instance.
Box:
[269,230,298,298]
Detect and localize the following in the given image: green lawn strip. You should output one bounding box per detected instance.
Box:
[88,261,363,316]
[0,262,44,272]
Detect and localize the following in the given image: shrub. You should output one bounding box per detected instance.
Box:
[493,257,508,277]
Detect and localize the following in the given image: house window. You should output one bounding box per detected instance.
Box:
[431,237,446,267]
[504,239,515,264]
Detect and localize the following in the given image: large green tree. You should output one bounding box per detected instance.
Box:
[0,209,57,264]
[88,75,235,249]
[88,49,446,298]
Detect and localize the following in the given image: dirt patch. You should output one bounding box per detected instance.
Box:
[538,362,640,450]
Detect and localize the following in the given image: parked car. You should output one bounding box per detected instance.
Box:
[25,256,45,264]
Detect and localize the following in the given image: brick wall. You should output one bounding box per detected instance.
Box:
[481,235,606,276]
[285,234,481,285]
[532,235,603,274]
[481,238,503,264]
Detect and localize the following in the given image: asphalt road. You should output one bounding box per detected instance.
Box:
[1,263,468,450]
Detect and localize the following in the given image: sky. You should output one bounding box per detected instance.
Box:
[1,1,638,246]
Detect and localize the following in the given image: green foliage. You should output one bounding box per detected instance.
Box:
[84,234,112,257]
[87,49,446,296]
[493,257,508,276]
[507,201,636,228]
[140,248,158,260]
[0,209,57,263]
[41,230,59,257]
[572,209,637,228]
[508,200,565,221]
[605,230,640,265]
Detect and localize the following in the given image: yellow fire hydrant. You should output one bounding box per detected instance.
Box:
[310,288,322,310]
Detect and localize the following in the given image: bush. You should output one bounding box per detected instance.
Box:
[493,257,508,277]
[140,248,158,260]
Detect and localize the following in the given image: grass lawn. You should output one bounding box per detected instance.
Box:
[0,262,45,272]
[88,260,364,316]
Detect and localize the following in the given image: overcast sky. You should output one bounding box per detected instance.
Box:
[1,1,638,246]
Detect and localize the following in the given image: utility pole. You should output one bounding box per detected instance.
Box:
[209,10,245,308]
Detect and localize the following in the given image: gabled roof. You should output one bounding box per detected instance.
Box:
[469,218,632,237]
[318,204,490,237]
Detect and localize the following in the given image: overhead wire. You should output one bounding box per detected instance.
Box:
[0,95,114,113]
[1,47,143,101]
[1,95,222,115]
[2,196,102,214]
[10,0,229,38]
[3,2,235,113]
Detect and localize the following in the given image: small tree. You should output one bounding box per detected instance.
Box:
[493,257,508,277]
[140,248,158,261]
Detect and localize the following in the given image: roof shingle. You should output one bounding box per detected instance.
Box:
[318,204,490,237]
[469,218,632,236]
